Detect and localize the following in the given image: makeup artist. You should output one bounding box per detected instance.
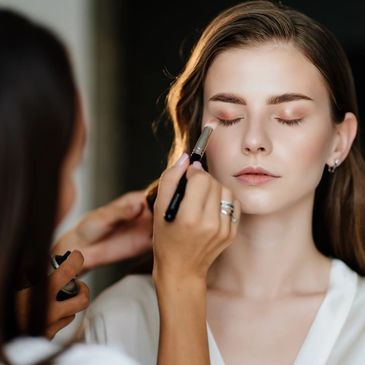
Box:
[0,8,235,365]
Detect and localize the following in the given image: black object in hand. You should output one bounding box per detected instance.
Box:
[164,126,213,222]
[50,251,80,301]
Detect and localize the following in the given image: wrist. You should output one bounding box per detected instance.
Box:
[153,269,207,298]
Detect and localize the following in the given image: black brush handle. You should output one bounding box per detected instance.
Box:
[164,153,201,222]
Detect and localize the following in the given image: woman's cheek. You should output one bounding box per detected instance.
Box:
[285,127,332,169]
[205,138,231,181]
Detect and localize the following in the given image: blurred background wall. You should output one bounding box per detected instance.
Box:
[0,0,364,339]
[0,0,95,226]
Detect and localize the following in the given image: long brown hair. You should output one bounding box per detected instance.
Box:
[0,8,77,360]
[148,0,365,274]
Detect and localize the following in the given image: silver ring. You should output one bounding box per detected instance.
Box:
[220,206,233,216]
[219,201,237,223]
[220,200,234,209]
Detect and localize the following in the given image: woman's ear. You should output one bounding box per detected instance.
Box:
[327,112,357,167]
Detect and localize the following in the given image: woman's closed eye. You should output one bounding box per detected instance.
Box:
[217,117,243,126]
[216,116,303,126]
[275,117,303,126]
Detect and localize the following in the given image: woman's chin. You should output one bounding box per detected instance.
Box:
[237,196,283,216]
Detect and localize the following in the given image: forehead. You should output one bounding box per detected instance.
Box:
[204,42,329,102]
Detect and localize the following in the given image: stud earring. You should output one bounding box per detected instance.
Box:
[328,159,340,173]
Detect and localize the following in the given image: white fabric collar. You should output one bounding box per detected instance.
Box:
[207,259,358,365]
[294,259,357,364]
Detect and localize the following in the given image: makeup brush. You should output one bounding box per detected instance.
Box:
[164,124,215,222]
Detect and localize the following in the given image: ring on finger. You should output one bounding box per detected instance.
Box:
[219,201,237,223]
[220,200,234,210]
[220,207,237,224]
[220,206,234,216]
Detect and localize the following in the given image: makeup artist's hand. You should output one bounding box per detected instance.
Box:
[152,153,240,365]
[17,250,89,339]
[153,153,240,283]
[52,191,152,272]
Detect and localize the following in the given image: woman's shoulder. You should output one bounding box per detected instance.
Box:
[331,258,365,303]
[4,337,138,365]
[333,258,365,298]
[349,264,365,307]
[323,259,365,364]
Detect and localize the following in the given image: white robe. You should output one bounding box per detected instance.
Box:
[83,259,365,364]
[4,336,138,365]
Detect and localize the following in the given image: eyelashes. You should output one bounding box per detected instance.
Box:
[217,117,243,126]
[275,118,303,126]
[217,117,303,127]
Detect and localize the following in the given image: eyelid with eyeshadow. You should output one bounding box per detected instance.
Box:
[216,116,304,126]
[217,117,243,126]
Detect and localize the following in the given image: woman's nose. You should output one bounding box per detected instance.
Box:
[241,119,272,156]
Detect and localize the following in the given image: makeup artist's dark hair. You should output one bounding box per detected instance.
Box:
[147,0,365,274]
[0,8,76,357]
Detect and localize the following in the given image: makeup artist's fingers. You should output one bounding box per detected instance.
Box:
[74,202,144,243]
[46,285,87,338]
[195,175,222,236]
[48,281,89,322]
[178,163,213,221]
[48,250,84,297]
[201,185,232,254]
[217,186,235,243]
[203,190,238,265]
[154,153,190,214]
[45,315,75,339]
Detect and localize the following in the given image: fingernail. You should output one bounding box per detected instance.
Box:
[174,153,189,167]
[192,161,203,170]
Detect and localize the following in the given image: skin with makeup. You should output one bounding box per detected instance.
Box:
[83,1,365,365]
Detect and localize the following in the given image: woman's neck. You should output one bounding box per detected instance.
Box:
[207,198,331,299]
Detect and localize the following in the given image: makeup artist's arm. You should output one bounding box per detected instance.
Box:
[52,191,152,272]
[153,154,240,365]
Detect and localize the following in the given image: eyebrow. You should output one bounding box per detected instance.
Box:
[267,93,313,104]
[208,92,313,105]
[209,93,246,105]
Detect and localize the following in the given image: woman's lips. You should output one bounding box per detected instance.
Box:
[233,167,280,186]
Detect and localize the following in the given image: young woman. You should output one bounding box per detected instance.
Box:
[84,1,365,364]
[0,9,235,365]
